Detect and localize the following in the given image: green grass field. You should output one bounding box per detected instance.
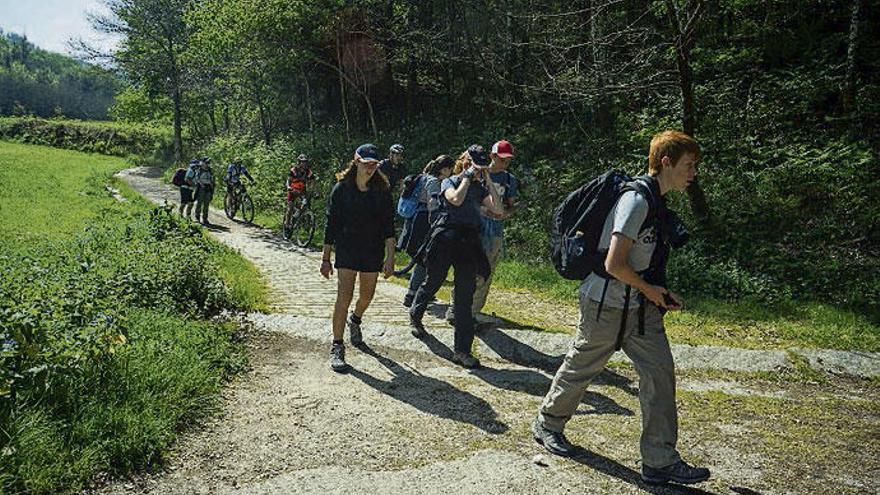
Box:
[0,141,267,494]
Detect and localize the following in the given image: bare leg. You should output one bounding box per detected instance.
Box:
[333,269,357,340]
[354,271,379,318]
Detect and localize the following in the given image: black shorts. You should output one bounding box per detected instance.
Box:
[334,240,384,273]
[180,187,194,203]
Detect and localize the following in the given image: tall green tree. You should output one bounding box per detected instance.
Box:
[88,0,193,159]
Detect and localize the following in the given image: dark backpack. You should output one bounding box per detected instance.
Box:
[550,170,659,280]
[171,168,186,187]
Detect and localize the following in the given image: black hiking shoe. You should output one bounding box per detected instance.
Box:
[641,460,710,485]
[330,342,349,373]
[403,293,414,308]
[410,315,427,338]
[532,418,576,457]
[451,351,480,369]
[347,314,363,347]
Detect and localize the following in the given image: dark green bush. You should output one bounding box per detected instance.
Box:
[0,117,173,165]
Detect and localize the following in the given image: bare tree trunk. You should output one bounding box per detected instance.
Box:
[336,33,351,140]
[665,0,710,223]
[590,0,611,131]
[301,63,315,145]
[843,0,863,112]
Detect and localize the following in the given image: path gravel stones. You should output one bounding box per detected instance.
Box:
[95,168,879,495]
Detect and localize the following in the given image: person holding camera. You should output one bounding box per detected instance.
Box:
[532,131,711,486]
[408,145,503,368]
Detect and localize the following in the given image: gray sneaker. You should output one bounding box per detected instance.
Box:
[532,418,576,457]
[347,315,363,347]
[641,460,710,485]
[451,351,480,369]
[330,342,349,372]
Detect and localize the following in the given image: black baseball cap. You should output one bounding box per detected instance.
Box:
[355,143,381,162]
[467,144,489,167]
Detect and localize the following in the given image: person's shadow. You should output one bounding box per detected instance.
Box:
[567,448,723,495]
[477,326,639,397]
[349,344,508,435]
[471,366,634,416]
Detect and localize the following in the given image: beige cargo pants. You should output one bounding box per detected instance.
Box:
[537,294,681,468]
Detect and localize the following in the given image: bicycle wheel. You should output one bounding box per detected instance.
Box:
[294,210,315,248]
[240,193,255,224]
[224,192,237,219]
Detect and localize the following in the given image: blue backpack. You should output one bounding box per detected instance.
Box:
[396,174,424,219]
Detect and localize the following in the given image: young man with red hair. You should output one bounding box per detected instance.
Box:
[532,130,710,486]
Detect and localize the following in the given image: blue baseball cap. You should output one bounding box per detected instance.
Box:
[467,144,489,167]
[355,143,381,162]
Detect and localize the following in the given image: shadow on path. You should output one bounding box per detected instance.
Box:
[471,366,633,416]
[478,326,639,397]
[349,344,508,434]
[568,448,720,495]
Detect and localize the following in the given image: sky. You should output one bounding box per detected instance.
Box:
[0,0,119,55]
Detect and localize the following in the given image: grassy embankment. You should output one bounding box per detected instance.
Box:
[0,141,267,494]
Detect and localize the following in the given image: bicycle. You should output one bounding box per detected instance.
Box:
[282,189,317,247]
[224,181,255,224]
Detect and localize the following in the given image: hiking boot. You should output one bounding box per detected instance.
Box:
[410,315,427,338]
[451,351,480,369]
[532,418,576,457]
[403,293,414,308]
[641,460,710,486]
[347,314,363,347]
[329,342,349,372]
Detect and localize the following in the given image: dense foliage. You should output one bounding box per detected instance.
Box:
[97,0,880,312]
[0,31,119,119]
[0,117,173,164]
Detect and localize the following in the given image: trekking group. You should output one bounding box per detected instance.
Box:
[171,131,711,486]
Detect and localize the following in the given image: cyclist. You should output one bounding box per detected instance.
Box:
[378,144,406,191]
[225,157,255,198]
[285,153,316,226]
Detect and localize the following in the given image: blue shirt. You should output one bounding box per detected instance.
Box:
[480,171,518,238]
[439,174,489,228]
[226,163,253,184]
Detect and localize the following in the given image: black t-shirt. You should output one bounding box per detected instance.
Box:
[323,180,395,249]
[378,159,404,191]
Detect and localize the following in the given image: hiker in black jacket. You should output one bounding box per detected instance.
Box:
[320,144,395,373]
[408,145,503,369]
[532,131,711,487]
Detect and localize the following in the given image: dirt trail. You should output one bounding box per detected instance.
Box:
[94,168,879,495]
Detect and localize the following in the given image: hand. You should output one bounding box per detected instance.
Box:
[641,284,669,309]
[320,259,333,279]
[382,258,395,279]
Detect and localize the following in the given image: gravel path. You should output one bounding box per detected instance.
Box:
[95,168,879,495]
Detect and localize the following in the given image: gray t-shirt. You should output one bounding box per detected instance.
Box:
[440,174,489,228]
[580,190,657,308]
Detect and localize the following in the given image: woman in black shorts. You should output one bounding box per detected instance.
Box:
[320,143,396,372]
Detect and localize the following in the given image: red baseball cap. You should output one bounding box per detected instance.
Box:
[491,140,515,158]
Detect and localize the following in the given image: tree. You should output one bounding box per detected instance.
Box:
[85,0,193,160]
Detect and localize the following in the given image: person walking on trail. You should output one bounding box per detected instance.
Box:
[193,157,216,226]
[408,145,503,369]
[446,139,519,328]
[378,143,406,191]
[285,154,316,226]
[400,155,455,308]
[225,157,254,195]
[320,144,396,373]
[179,158,198,219]
[532,130,710,486]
